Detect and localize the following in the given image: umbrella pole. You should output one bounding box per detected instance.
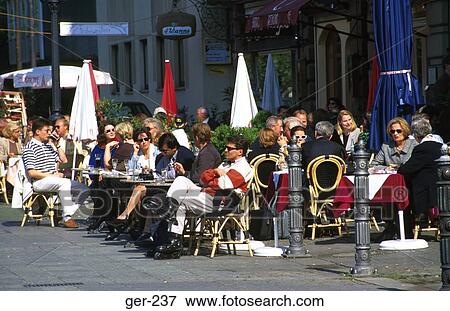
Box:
[71,145,77,180]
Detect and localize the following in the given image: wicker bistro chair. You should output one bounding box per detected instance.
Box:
[21,191,60,227]
[248,153,279,210]
[306,155,346,240]
[0,162,9,204]
[193,178,254,258]
[18,162,61,227]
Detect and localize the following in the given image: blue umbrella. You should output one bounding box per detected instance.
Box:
[369,0,424,151]
[261,54,283,114]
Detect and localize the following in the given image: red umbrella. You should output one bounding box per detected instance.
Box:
[88,61,100,103]
[161,60,177,115]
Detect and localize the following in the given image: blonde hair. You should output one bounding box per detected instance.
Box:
[115,122,133,140]
[336,110,357,135]
[258,128,277,148]
[2,122,20,139]
[387,117,411,138]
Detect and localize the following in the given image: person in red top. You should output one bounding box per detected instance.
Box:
[152,135,253,260]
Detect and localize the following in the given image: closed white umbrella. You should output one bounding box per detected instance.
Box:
[69,60,99,179]
[230,53,258,128]
[0,65,113,89]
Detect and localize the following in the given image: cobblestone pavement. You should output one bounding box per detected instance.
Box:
[0,205,441,291]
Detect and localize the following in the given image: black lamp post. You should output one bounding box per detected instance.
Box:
[285,137,309,257]
[436,145,450,290]
[42,0,62,120]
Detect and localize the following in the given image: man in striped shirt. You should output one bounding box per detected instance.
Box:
[22,118,89,228]
[151,135,253,259]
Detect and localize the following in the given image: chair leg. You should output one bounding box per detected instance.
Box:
[311,224,316,240]
[210,220,220,258]
[337,219,342,237]
[371,216,380,232]
[194,221,204,257]
[413,224,419,240]
[21,209,29,227]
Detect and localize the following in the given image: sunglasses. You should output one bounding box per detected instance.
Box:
[105,128,115,133]
[225,145,239,151]
[297,135,307,140]
[137,137,150,143]
[390,129,403,135]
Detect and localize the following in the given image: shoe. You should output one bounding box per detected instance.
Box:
[153,251,181,260]
[155,236,183,254]
[105,231,121,241]
[107,218,128,228]
[63,219,79,229]
[134,232,154,248]
[145,246,157,258]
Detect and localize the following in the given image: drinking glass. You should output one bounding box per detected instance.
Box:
[111,159,118,174]
[94,154,102,168]
[161,169,168,182]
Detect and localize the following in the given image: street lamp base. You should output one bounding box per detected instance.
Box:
[283,248,311,258]
[350,266,376,276]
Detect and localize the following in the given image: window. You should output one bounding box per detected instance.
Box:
[124,42,133,92]
[140,39,149,91]
[111,45,119,94]
[325,27,342,100]
[156,37,185,89]
[174,40,185,88]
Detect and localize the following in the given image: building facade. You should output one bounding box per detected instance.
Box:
[232,0,450,117]
[96,0,236,120]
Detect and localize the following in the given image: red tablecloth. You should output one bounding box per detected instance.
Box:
[265,172,289,213]
[332,174,409,218]
[265,172,410,216]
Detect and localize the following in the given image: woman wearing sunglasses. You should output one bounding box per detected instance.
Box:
[89,123,117,169]
[370,117,417,168]
[107,128,160,228]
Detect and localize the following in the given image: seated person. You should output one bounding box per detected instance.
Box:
[248,128,280,161]
[301,121,345,201]
[132,123,221,246]
[290,125,312,146]
[398,119,443,234]
[22,118,89,228]
[155,132,195,179]
[302,121,345,169]
[370,117,417,168]
[150,135,253,259]
[174,123,221,184]
[104,122,134,171]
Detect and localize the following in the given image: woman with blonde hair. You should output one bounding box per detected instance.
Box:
[370,117,417,168]
[331,110,360,156]
[104,121,134,170]
[0,122,22,162]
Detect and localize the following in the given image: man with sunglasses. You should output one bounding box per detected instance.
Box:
[53,117,80,178]
[150,135,253,259]
[22,118,89,228]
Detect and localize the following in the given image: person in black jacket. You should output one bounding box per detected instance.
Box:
[398,119,443,218]
[155,133,195,178]
[301,121,345,170]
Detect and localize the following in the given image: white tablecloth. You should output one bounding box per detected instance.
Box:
[345,174,392,200]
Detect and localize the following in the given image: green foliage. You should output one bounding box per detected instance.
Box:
[251,110,272,130]
[96,98,129,125]
[211,124,259,154]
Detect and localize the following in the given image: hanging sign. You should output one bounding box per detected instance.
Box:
[156,11,196,40]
